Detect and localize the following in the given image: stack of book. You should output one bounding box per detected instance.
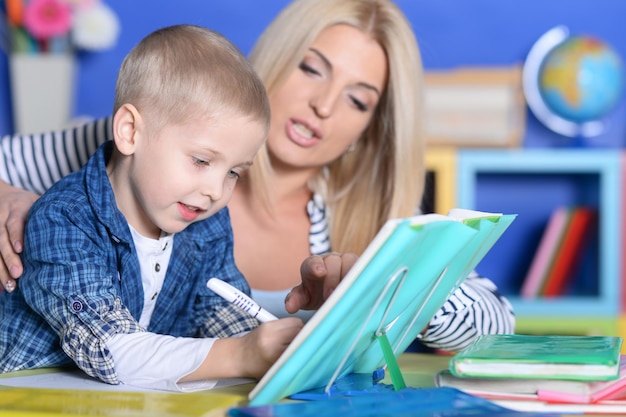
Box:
[436,334,626,414]
[520,206,597,298]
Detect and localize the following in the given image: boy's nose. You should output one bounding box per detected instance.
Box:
[201,178,224,202]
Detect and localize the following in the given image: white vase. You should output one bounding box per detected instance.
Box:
[9,53,76,135]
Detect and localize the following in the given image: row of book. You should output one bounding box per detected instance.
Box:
[520,205,597,298]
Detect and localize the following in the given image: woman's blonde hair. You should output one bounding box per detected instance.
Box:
[249,0,425,255]
[114,24,270,134]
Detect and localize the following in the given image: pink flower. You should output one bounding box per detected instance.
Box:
[23,0,72,40]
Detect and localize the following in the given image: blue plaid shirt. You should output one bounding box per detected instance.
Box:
[0,142,259,384]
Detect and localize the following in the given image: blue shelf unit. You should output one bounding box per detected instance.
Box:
[457,149,622,318]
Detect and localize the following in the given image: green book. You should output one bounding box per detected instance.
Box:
[449,334,623,381]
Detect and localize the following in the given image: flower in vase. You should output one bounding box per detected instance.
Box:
[23,0,72,40]
[72,2,120,50]
[4,0,120,53]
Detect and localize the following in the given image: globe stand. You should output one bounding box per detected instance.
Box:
[568,135,588,149]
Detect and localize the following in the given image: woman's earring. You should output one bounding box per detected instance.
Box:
[347,142,357,153]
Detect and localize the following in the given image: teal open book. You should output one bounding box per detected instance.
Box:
[449,334,623,381]
[248,209,517,406]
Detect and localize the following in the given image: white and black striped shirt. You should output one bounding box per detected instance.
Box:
[0,117,515,352]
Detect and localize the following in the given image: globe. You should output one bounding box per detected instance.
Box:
[523,26,625,137]
[541,36,623,122]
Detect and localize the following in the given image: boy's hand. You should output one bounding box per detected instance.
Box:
[236,318,303,378]
[0,183,38,292]
[195,318,303,381]
[285,252,358,313]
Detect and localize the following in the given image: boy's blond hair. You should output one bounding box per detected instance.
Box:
[114,24,270,134]
[248,0,425,255]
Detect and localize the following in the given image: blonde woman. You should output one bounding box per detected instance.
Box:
[0,0,514,352]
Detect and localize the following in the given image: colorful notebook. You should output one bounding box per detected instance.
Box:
[449,334,623,381]
[248,209,516,405]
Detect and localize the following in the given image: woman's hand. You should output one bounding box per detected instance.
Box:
[285,252,358,313]
[0,182,38,291]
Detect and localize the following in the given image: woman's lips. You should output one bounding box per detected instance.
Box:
[286,119,320,148]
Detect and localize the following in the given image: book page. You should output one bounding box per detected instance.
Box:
[447,208,503,220]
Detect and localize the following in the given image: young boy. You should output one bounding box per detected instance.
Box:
[0,24,303,391]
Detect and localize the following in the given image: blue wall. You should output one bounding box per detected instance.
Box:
[1,0,625,147]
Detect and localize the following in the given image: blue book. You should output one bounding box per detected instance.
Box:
[249,209,517,406]
[230,387,551,417]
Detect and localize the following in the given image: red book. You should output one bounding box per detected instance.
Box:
[542,207,596,297]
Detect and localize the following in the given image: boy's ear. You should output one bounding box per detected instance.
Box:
[113,104,144,155]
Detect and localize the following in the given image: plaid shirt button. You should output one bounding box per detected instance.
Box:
[71,301,83,312]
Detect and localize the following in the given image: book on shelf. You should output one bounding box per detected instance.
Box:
[437,355,626,404]
[541,206,596,297]
[448,334,623,381]
[520,206,571,298]
[247,209,516,405]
